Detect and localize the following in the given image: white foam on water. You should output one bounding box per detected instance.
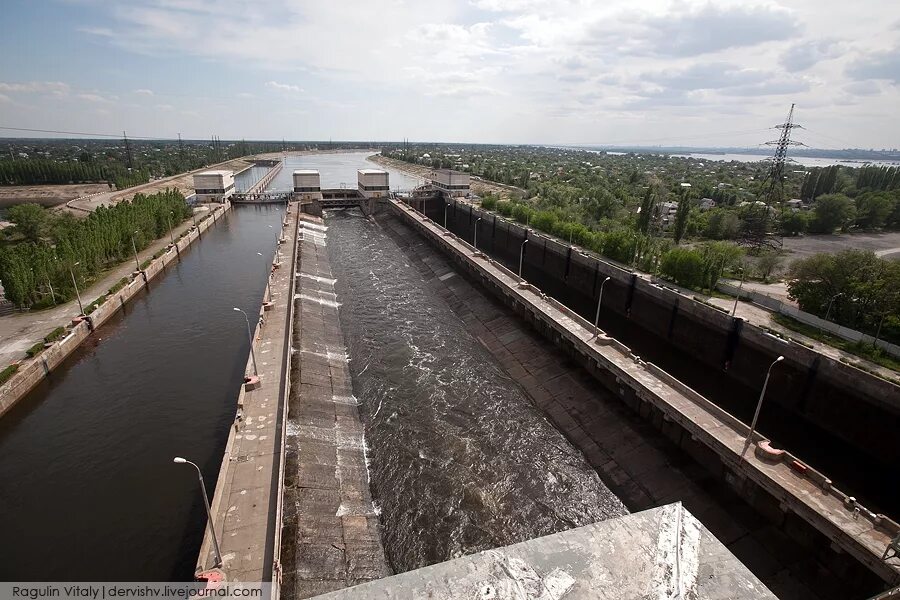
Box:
[296,294,341,308]
[300,273,337,286]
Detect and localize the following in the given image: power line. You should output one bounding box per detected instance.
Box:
[0,125,176,140]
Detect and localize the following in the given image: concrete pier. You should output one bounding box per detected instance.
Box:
[318,503,777,599]
[279,215,390,598]
[196,204,299,582]
[388,199,900,591]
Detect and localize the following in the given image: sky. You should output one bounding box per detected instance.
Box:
[0,0,898,148]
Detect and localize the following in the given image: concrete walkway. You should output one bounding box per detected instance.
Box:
[0,208,215,367]
[280,215,390,599]
[197,205,296,581]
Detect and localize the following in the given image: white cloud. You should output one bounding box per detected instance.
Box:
[9,0,899,147]
[265,81,303,93]
[0,81,70,94]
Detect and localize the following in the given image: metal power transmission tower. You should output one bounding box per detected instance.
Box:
[763,103,803,206]
[122,131,134,169]
[742,104,804,250]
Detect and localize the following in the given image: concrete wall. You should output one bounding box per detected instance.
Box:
[391,200,900,587]
[422,199,900,512]
[717,280,900,359]
[0,203,232,419]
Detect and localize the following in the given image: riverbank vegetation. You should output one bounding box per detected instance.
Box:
[0,190,191,308]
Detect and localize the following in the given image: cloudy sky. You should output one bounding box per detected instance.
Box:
[1,0,898,148]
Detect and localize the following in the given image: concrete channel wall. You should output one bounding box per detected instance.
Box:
[195,204,299,587]
[0,202,232,419]
[422,199,900,494]
[388,199,900,587]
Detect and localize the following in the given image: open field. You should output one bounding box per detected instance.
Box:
[0,183,110,209]
[783,231,900,261]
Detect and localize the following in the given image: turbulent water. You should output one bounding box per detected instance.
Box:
[325,210,627,572]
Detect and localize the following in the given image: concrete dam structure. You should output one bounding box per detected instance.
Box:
[422,198,899,517]
[3,155,897,599]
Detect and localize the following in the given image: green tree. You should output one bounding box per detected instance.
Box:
[754,251,782,283]
[703,209,740,240]
[7,203,48,243]
[780,210,808,236]
[854,191,894,230]
[809,194,856,234]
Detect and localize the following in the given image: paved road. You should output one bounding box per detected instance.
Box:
[703,291,898,381]
[0,209,212,367]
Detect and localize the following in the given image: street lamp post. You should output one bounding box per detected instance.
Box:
[473,217,482,250]
[518,239,529,278]
[824,292,843,322]
[741,356,785,458]
[69,261,85,316]
[173,457,222,569]
[593,276,612,338]
[233,307,259,376]
[731,267,746,317]
[166,211,175,245]
[131,230,141,271]
[444,203,449,229]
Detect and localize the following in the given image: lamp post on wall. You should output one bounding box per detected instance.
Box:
[592,277,612,338]
[824,292,843,322]
[741,355,785,459]
[444,202,449,229]
[130,230,141,271]
[68,261,85,316]
[518,239,529,278]
[233,307,259,377]
[173,457,222,569]
[166,211,176,245]
[731,267,746,317]
[473,217,482,250]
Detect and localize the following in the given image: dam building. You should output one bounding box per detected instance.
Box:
[357,168,390,198]
[192,170,235,203]
[292,170,322,202]
[429,168,470,197]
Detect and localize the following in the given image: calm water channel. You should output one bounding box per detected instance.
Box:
[0,202,282,580]
[325,210,627,572]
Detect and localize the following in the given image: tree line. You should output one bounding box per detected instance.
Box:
[0,158,151,189]
[0,190,191,308]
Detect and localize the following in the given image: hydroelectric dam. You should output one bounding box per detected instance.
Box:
[0,152,898,600]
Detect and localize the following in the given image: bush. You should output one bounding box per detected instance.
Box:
[660,247,705,289]
[108,277,129,295]
[781,211,808,236]
[0,364,18,386]
[43,326,65,343]
[480,195,498,211]
[26,342,46,358]
[84,296,107,315]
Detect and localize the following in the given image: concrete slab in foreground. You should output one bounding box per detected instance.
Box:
[314,502,776,600]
